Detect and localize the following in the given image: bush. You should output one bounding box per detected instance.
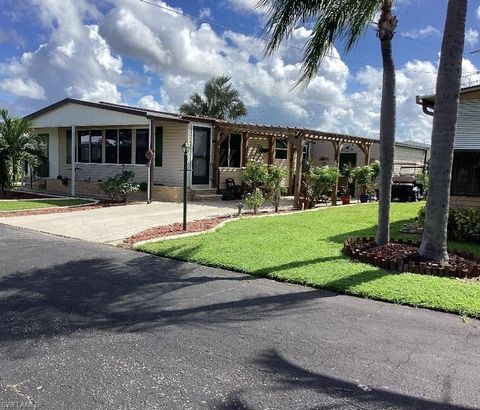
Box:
[99,170,139,202]
[302,160,341,207]
[418,205,480,243]
[245,188,265,214]
[416,171,429,198]
[266,165,288,212]
[139,181,148,192]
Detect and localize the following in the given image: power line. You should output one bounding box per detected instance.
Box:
[137,0,446,75]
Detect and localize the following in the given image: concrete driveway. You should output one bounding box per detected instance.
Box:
[0,201,238,244]
[1,224,480,409]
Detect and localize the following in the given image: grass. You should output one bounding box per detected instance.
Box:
[0,198,93,211]
[139,202,480,318]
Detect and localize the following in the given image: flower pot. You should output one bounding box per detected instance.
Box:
[359,194,370,203]
[341,194,351,205]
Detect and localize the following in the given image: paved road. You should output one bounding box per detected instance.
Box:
[1,225,479,409]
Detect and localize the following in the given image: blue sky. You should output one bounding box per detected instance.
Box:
[0,0,479,143]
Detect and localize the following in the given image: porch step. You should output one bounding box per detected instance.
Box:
[192,190,223,202]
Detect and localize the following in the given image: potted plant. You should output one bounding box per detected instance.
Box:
[351,165,373,203]
[340,163,354,205]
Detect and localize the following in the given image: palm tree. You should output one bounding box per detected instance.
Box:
[259,0,397,245]
[179,75,247,121]
[0,109,46,197]
[419,0,468,262]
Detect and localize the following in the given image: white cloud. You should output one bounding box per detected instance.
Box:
[0,78,46,99]
[227,0,266,14]
[400,25,441,39]
[199,7,211,19]
[465,28,479,47]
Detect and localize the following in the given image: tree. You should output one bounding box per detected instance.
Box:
[266,165,288,212]
[0,109,46,197]
[179,75,247,121]
[419,0,468,262]
[260,0,397,245]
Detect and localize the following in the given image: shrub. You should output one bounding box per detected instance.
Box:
[415,171,429,198]
[266,165,288,212]
[301,161,341,208]
[351,164,375,196]
[139,181,148,192]
[245,188,265,214]
[418,205,480,243]
[241,161,269,191]
[99,170,139,202]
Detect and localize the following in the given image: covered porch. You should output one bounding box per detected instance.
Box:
[211,122,374,207]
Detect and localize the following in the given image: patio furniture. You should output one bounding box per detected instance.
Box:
[225,178,243,199]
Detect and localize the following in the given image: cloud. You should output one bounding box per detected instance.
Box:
[199,7,211,19]
[465,28,479,47]
[400,25,441,39]
[0,78,46,99]
[227,0,266,14]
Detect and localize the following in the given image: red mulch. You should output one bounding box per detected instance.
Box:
[0,200,130,218]
[124,216,233,244]
[124,207,299,244]
[346,239,480,278]
[2,192,58,199]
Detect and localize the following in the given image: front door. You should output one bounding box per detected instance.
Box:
[36,133,49,177]
[192,126,211,185]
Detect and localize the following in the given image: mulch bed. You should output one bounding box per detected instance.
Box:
[344,238,480,279]
[125,207,301,244]
[0,200,129,218]
[1,192,58,200]
[124,216,234,244]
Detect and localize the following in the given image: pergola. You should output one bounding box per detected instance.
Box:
[212,121,375,207]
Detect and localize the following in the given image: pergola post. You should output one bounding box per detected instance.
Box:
[293,133,305,208]
[356,142,372,165]
[267,136,275,166]
[331,141,343,206]
[71,125,76,197]
[288,141,295,195]
[242,131,249,166]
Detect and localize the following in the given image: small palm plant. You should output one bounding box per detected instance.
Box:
[0,109,46,197]
[179,75,247,121]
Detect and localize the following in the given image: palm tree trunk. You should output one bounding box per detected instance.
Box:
[419,0,468,262]
[376,1,397,246]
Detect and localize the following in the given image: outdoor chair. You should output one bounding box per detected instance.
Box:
[225,178,243,199]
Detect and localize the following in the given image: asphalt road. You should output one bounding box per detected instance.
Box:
[0,225,479,409]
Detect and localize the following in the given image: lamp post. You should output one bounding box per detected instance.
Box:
[181,142,190,231]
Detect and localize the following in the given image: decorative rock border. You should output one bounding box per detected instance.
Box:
[344,237,480,278]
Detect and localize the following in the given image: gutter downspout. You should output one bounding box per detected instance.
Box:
[416,95,434,116]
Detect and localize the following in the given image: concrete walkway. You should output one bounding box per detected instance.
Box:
[0,201,240,244]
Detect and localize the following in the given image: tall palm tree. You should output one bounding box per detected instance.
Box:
[419,0,468,262]
[260,0,397,245]
[179,75,247,121]
[0,109,46,197]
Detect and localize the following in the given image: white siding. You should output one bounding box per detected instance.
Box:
[455,99,480,149]
[154,121,189,186]
[31,103,149,128]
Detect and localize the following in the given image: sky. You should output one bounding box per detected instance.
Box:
[0,0,479,143]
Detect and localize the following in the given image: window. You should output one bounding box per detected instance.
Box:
[78,130,90,163]
[78,130,102,163]
[135,128,149,165]
[90,130,102,163]
[275,139,288,160]
[155,127,163,167]
[219,133,242,168]
[119,129,132,164]
[105,129,118,164]
[451,151,480,196]
[303,142,311,160]
[66,130,72,164]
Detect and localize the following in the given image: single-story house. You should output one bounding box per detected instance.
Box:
[26,98,430,204]
[417,84,480,207]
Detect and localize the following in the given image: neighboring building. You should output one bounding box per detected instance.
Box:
[26,98,430,202]
[417,85,480,207]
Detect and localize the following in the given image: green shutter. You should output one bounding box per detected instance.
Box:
[155,127,163,167]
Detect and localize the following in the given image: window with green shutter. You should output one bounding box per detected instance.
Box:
[155,126,163,167]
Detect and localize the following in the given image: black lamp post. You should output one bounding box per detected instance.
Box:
[181,142,190,231]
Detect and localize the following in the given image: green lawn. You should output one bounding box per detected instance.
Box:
[139,202,480,318]
[0,199,93,211]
